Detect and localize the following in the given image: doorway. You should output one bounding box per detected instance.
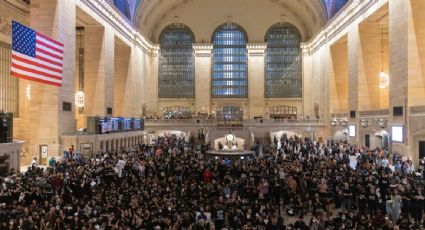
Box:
[365,134,370,148]
[419,141,425,159]
[39,145,48,165]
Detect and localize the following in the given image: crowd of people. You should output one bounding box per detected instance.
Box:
[0,135,424,229]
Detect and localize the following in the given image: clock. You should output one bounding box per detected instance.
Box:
[226,134,234,142]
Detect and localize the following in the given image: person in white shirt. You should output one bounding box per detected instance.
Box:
[31,157,37,168]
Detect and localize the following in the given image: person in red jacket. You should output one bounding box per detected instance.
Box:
[203,168,213,183]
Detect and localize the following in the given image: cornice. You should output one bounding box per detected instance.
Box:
[79,0,154,54]
[303,0,384,54]
[247,43,267,56]
[4,0,29,12]
[193,44,213,57]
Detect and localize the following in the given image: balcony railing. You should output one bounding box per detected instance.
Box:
[410,105,425,115]
[359,109,390,117]
[144,118,324,126]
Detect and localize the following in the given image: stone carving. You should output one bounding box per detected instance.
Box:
[0,17,12,36]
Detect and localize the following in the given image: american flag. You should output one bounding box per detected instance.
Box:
[11,21,63,87]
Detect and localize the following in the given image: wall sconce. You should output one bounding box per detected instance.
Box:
[75,91,85,108]
[25,84,31,100]
[378,118,387,128]
[360,119,368,128]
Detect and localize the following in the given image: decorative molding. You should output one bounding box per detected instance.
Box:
[410,106,425,115]
[193,44,213,57]
[303,0,386,54]
[359,109,389,117]
[150,44,160,57]
[247,43,267,56]
[0,17,12,37]
[4,0,29,12]
[331,113,349,118]
[79,0,153,54]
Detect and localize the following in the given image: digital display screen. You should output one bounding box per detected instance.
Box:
[110,118,119,131]
[99,117,111,134]
[123,118,132,130]
[133,118,142,130]
[349,125,356,137]
[392,126,403,142]
[96,117,144,134]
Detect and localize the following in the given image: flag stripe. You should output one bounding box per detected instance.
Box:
[36,32,64,47]
[12,53,62,73]
[12,60,62,78]
[11,67,62,84]
[36,40,64,54]
[36,35,64,51]
[11,72,62,87]
[13,51,62,70]
[36,47,63,60]
[35,54,63,68]
[12,63,62,81]
[35,52,63,66]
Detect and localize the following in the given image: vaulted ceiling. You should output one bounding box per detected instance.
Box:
[134,0,329,43]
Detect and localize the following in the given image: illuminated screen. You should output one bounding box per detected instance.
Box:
[392,126,403,142]
[349,125,356,137]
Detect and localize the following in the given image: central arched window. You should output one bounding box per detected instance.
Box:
[159,23,195,98]
[265,22,302,98]
[212,22,248,98]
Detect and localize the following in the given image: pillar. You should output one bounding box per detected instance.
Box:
[193,44,212,114]
[347,26,361,144]
[114,40,131,117]
[28,0,76,159]
[148,45,159,116]
[389,0,425,162]
[247,44,266,119]
[84,26,115,116]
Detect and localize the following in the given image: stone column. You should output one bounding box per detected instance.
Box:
[388,0,425,161]
[84,26,115,117]
[193,44,213,114]
[358,22,383,110]
[301,44,312,117]
[329,40,348,114]
[247,44,266,119]
[347,25,361,144]
[148,45,159,116]
[114,41,131,117]
[28,0,76,158]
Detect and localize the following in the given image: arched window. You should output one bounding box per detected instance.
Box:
[212,22,248,98]
[159,23,195,98]
[265,22,302,98]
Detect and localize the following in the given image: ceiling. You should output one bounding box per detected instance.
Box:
[134,0,329,43]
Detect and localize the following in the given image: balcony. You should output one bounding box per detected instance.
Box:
[144,118,325,128]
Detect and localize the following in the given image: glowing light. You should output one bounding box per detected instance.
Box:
[379,71,389,88]
[75,91,85,108]
[25,85,31,100]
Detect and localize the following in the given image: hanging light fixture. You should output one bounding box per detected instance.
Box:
[75,27,85,108]
[378,22,389,88]
[75,91,85,108]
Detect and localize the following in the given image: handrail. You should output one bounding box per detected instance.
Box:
[144,118,324,124]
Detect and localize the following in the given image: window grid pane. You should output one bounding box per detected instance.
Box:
[265,23,302,98]
[159,23,195,98]
[212,23,248,98]
[216,106,243,121]
[0,42,19,117]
